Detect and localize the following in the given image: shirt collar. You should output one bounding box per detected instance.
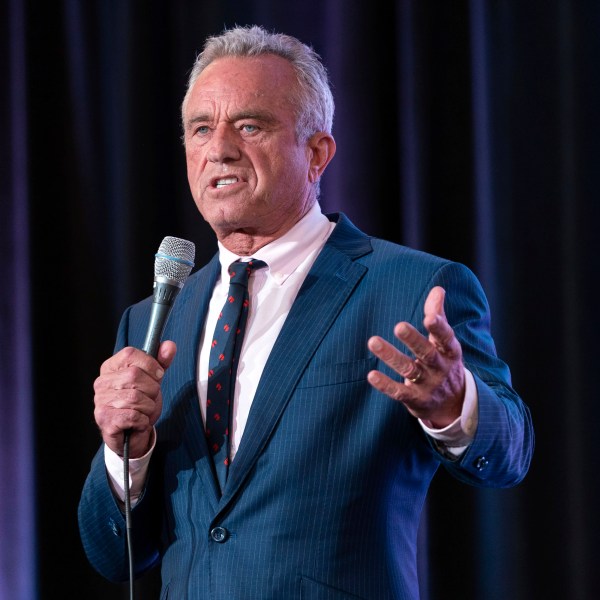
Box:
[217,202,334,286]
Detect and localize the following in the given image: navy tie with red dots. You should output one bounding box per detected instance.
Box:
[206,258,267,490]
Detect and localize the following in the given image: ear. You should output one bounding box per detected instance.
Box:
[307,132,336,183]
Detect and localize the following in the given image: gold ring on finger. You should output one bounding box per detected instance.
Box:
[407,368,423,384]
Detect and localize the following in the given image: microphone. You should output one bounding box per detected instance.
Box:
[142,236,196,358]
[122,236,195,600]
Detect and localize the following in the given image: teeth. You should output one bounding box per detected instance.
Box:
[215,177,238,188]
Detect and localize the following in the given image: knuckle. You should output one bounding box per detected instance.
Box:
[122,387,145,405]
[387,355,405,373]
[419,345,438,364]
[93,375,104,392]
[120,364,143,386]
[121,346,138,360]
[385,382,403,401]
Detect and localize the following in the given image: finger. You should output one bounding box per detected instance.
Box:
[393,322,439,367]
[94,389,154,425]
[367,370,427,417]
[157,340,177,370]
[423,286,446,323]
[368,335,422,382]
[100,346,166,380]
[95,404,154,453]
[94,366,162,398]
[95,385,158,412]
[367,369,406,402]
[427,314,461,357]
[423,287,461,357]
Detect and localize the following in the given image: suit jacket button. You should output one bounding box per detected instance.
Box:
[210,527,229,543]
[474,456,489,471]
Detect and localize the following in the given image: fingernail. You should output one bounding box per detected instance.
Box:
[370,339,382,351]
[156,368,164,379]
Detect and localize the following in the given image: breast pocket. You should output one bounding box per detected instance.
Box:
[300,575,368,599]
[295,357,377,389]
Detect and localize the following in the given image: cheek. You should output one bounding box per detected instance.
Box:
[185,145,204,174]
[185,154,207,203]
[277,154,309,187]
[267,145,302,176]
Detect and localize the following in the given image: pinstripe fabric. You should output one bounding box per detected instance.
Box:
[78,213,533,599]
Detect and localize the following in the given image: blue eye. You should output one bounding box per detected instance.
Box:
[196,126,210,135]
[241,124,258,133]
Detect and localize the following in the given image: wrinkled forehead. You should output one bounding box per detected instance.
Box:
[184,55,299,121]
[184,55,297,126]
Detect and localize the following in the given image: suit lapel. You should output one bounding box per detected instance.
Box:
[220,214,372,508]
[163,254,222,507]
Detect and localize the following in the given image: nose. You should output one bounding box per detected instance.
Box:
[206,124,241,163]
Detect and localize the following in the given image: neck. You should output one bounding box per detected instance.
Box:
[218,231,280,256]
[216,201,317,256]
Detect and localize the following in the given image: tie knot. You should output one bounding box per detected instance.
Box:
[228,258,267,285]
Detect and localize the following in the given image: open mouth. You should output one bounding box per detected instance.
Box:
[215,177,239,189]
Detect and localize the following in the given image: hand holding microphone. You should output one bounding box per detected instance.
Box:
[93,237,195,458]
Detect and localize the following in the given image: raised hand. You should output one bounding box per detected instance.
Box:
[367,287,466,428]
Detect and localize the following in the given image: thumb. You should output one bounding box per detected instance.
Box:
[423,286,446,326]
[157,340,177,370]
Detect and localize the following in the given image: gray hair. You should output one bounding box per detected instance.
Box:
[181,25,335,142]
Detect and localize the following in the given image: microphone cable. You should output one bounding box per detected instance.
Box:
[123,429,134,600]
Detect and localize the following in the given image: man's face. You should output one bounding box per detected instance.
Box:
[183,54,320,248]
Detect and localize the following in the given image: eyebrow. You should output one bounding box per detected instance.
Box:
[185,110,279,129]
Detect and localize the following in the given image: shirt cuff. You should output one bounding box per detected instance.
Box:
[104,429,156,506]
[419,368,478,457]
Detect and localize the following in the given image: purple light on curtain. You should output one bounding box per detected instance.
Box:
[469,2,513,600]
[0,0,37,598]
[469,0,496,296]
[398,0,423,251]
[557,2,586,596]
[396,3,429,599]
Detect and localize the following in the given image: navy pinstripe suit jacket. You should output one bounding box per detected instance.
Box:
[78,213,533,599]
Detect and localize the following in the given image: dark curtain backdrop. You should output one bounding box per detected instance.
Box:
[2,0,599,598]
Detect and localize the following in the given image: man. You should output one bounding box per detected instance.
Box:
[79,25,533,599]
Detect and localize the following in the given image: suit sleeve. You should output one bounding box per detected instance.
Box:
[424,261,534,487]
[78,304,162,582]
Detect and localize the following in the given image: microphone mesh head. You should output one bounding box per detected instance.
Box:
[155,236,195,284]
